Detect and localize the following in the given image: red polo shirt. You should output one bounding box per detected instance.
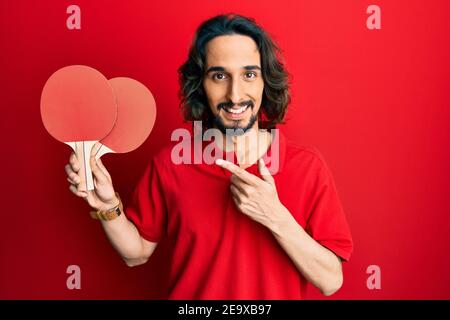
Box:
[125,130,353,299]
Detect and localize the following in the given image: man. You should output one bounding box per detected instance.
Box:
[65,14,353,299]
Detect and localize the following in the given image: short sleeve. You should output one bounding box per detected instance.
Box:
[124,159,167,243]
[305,153,354,262]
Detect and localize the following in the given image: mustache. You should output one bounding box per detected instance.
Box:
[217,100,253,110]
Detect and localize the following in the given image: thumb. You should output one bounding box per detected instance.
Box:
[95,157,112,181]
[258,158,274,185]
[90,155,108,185]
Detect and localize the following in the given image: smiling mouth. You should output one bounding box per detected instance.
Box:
[222,103,252,115]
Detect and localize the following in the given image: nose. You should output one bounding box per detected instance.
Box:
[226,78,244,105]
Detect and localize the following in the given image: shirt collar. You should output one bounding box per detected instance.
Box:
[193,128,286,175]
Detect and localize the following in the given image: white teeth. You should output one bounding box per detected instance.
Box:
[225,105,249,114]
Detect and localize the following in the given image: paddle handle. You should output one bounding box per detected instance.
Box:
[74,141,96,191]
[94,143,114,160]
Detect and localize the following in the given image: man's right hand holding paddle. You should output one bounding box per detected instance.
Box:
[64,145,157,267]
[66,146,118,211]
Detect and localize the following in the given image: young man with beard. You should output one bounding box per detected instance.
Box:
[65,14,353,299]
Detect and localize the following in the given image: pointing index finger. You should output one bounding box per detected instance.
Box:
[215,159,259,185]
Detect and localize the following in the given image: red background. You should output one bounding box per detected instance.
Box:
[1,0,449,299]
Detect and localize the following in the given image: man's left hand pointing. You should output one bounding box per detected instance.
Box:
[215,158,290,231]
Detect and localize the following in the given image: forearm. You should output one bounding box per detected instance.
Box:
[100,213,148,264]
[269,206,343,296]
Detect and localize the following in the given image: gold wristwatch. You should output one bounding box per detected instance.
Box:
[90,193,123,221]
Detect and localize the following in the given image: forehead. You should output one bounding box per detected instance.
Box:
[204,34,260,68]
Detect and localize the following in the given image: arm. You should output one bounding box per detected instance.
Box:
[269,205,343,296]
[216,158,344,296]
[100,212,158,267]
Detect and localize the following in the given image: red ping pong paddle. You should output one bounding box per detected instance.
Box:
[40,65,117,192]
[94,77,156,159]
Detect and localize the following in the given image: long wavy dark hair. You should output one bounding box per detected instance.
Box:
[178,14,291,131]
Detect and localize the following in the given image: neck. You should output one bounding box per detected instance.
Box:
[216,122,272,168]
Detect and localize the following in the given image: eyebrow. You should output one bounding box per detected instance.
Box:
[205,65,261,74]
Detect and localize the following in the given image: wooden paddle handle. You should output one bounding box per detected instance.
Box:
[75,141,96,192]
[94,143,114,160]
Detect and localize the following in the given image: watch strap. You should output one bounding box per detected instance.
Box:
[90,193,123,221]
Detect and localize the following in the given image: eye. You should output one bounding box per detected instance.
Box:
[213,73,228,80]
[244,72,257,79]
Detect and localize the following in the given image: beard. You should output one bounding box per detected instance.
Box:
[213,101,258,136]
